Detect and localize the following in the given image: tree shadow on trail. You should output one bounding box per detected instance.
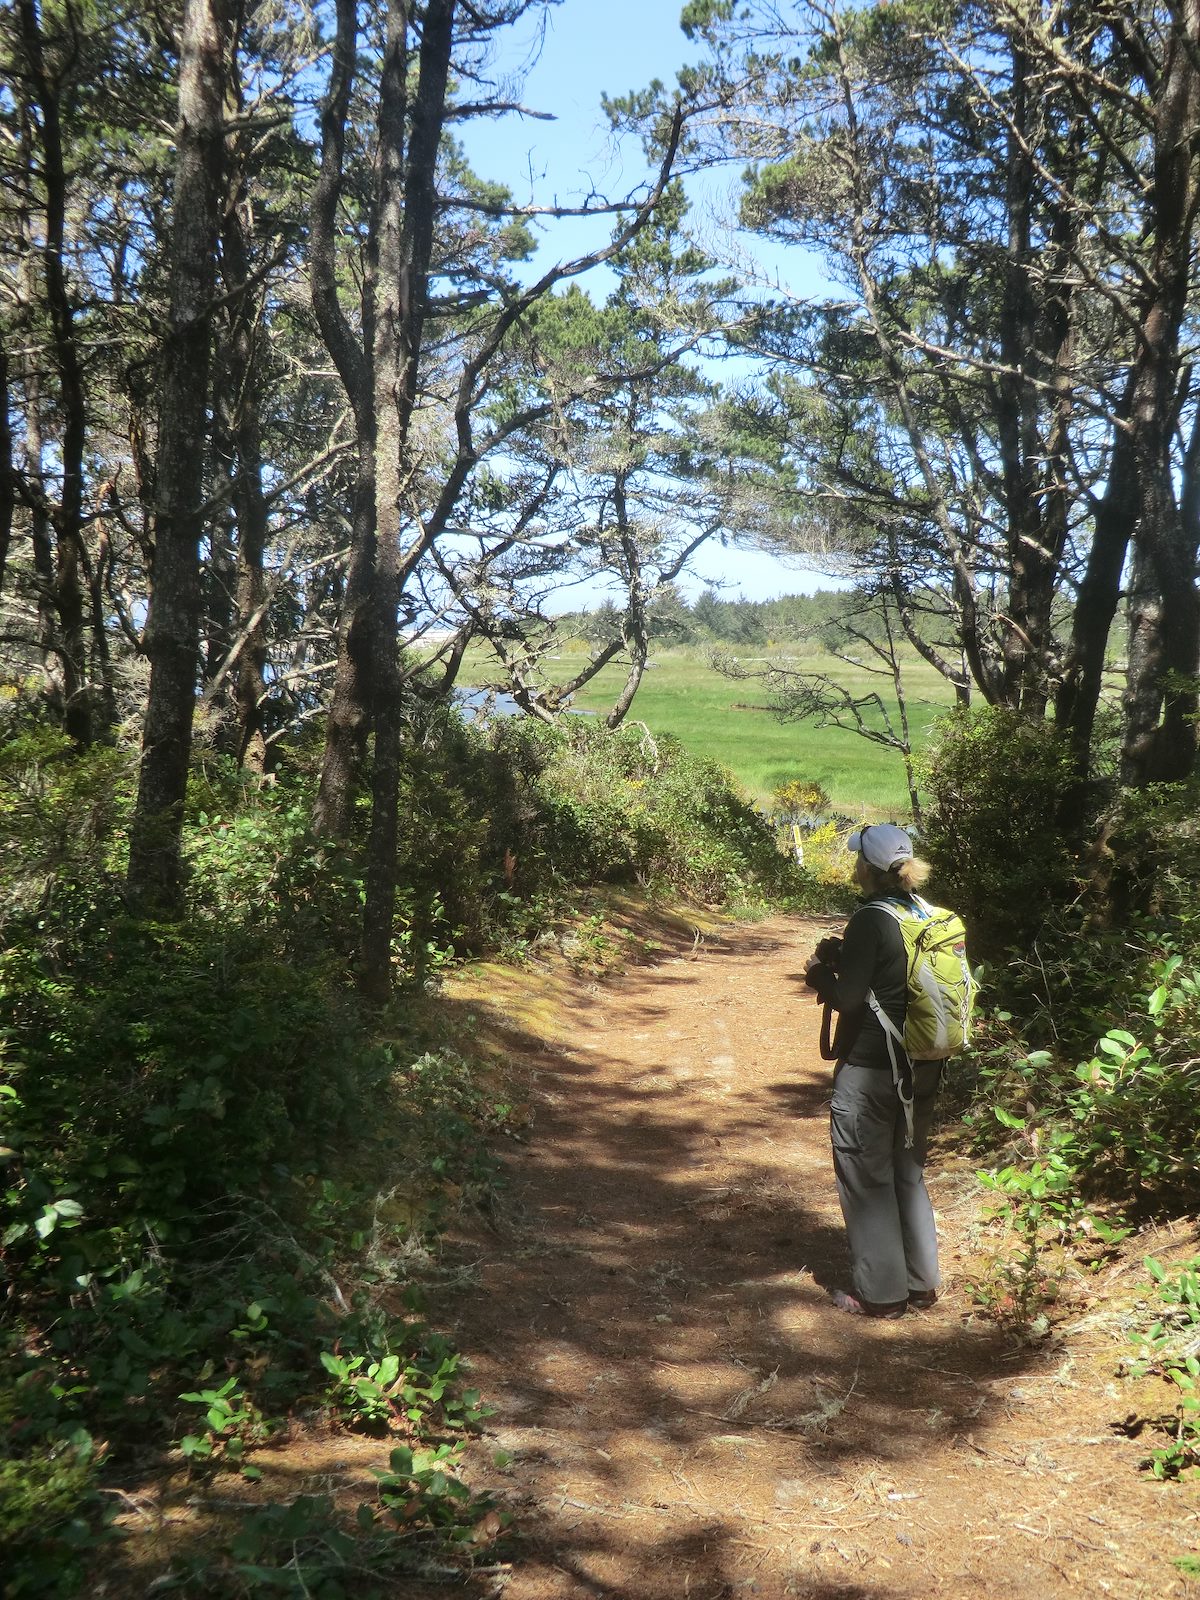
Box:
[103,921,1163,1600]
[764,1075,834,1119]
[406,934,1071,1598]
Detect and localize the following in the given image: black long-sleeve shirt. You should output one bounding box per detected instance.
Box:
[819,894,912,1069]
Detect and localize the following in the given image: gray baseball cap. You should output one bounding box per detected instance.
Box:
[847,823,914,871]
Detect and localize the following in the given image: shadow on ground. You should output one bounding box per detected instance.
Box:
[394,922,1076,1597]
[124,916,1122,1600]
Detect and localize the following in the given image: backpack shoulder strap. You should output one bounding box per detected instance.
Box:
[865,989,917,1148]
[862,896,910,925]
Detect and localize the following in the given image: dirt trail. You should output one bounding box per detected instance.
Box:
[434,911,1200,1600]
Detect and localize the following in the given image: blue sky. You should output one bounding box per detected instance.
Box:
[462,1,707,220]
[457,0,844,605]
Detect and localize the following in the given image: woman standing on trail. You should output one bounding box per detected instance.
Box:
[803,823,942,1319]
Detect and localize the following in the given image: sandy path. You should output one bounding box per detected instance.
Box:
[435,913,1198,1600]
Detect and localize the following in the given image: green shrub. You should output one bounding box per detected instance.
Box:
[1128,1256,1200,1480]
[966,957,1200,1210]
[0,1433,108,1599]
[0,740,501,1592]
[0,690,825,1592]
[0,713,133,941]
[493,718,814,912]
[919,707,1079,958]
[1087,777,1200,929]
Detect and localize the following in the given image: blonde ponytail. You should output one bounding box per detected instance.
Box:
[859,855,932,896]
[893,857,932,893]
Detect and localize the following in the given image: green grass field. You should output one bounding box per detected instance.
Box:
[463,644,960,821]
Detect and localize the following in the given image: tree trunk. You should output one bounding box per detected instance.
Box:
[0,341,12,599]
[17,0,93,744]
[606,643,648,729]
[211,175,271,771]
[1118,0,1200,785]
[994,37,1043,712]
[231,436,270,774]
[20,292,61,712]
[606,477,649,729]
[204,498,237,703]
[309,0,376,838]
[1054,381,1137,772]
[126,0,228,913]
[884,604,921,827]
[361,0,457,1002]
[312,479,378,833]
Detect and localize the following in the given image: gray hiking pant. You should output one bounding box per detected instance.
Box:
[830,1059,942,1306]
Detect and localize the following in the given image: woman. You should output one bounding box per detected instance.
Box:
[804,823,942,1319]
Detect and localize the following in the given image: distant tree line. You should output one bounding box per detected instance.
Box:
[554,586,868,650]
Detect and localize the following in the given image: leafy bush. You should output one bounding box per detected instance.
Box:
[488,718,813,913]
[966,957,1200,1210]
[0,1420,109,1599]
[1129,1257,1200,1479]
[321,1321,491,1435]
[0,713,132,942]
[1086,776,1200,929]
[919,706,1078,958]
[0,745,511,1590]
[773,778,831,819]
[968,1131,1108,1329]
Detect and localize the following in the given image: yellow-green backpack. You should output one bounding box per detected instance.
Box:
[866,895,976,1143]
